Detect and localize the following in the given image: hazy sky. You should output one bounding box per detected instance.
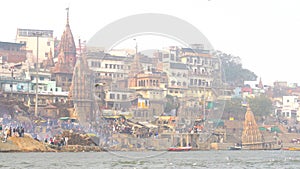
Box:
[1,0,300,85]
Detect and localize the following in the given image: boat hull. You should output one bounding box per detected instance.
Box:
[168,147,192,151]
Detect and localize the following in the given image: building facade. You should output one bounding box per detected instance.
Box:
[15,28,54,63]
[0,41,27,63]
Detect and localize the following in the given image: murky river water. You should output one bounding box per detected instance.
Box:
[0,150,299,169]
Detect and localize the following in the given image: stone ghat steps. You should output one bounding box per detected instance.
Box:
[278,132,300,143]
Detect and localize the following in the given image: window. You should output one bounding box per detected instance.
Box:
[20,41,27,45]
[198,80,201,86]
[39,77,44,80]
[117,94,120,100]
[170,54,174,61]
[110,93,115,99]
[122,94,127,100]
[171,80,175,86]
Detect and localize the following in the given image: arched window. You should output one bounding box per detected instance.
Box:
[171,80,175,86]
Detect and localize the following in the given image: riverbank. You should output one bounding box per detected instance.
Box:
[0,134,55,152]
[2,132,300,152]
[0,134,109,152]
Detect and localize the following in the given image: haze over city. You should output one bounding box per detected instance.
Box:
[1,0,300,85]
[3,1,300,167]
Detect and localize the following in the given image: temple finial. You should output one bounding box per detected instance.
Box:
[65,7,69,25]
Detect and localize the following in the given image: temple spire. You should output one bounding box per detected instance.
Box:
[258,77,263,89]
[66,7,69,26]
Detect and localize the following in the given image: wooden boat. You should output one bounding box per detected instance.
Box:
[288,147,300,151]
[228,145,242,150]
[168,146,192,151]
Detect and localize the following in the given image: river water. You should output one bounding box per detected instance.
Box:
[0,150,299,169]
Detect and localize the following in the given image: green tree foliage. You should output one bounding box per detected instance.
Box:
[248,95,273,117]
[164,95,179,114]
[223,98,246,120]
[216,51,257,86]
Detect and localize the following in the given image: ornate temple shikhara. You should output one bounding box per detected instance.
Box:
[51,8,94,126]
[70,47,94,127]
[242,105,264,149]
[51,8,77,92]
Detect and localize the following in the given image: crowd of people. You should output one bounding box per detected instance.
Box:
[1,125,25,142]
[44,136,68,147]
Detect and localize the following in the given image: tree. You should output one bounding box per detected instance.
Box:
[223,98,246,120]
[164,95,179,115]
[216,51,257,86]
[248,95,273,118]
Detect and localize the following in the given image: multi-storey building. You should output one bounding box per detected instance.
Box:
[154,45,222,126]
[160,47,189,98]
[15,28,54,63]
[87,51,130,85]
[274,96,299,120]
[0,41,27,63]
[127,52,168,121]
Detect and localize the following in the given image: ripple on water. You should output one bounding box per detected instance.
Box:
[1,151,300,168]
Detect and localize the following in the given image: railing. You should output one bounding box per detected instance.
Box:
[0,76,30,82]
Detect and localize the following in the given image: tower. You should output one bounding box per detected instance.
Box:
[70,43,94,126]
[52,8,77,91]
[242,105,263,149]
[128,52,143,88]
[258,77,263,89]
